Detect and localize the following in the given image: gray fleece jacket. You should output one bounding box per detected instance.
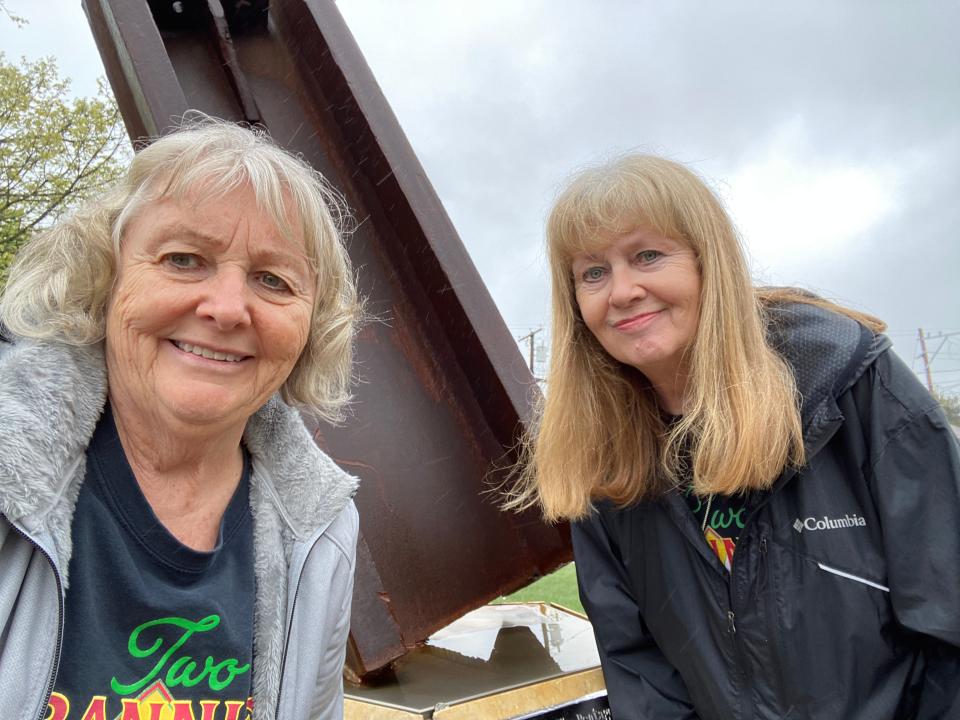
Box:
[0,336,359,720]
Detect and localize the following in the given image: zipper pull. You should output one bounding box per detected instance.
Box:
[728,610,737,634]
[756,536,769,602]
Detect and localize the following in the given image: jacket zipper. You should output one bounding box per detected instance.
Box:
[726,533,763,719]
[273,532,324,719]
[724,553,745,717]
[37,561,64,720]
[756,536,768,602]
[726,594,752,719]
[6,520,65,720]
[757,534,792,711]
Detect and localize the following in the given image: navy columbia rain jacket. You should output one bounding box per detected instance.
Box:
[572,302,960,720]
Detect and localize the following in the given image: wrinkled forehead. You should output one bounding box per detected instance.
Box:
[120,172,317,262]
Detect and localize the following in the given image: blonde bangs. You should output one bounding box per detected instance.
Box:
[547,158,687,266]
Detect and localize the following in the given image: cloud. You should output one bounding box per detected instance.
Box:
[723,117,901,280]
[4,0,956,376]
[338,0,959,371]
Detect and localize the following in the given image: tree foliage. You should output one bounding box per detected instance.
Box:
[0,1,26,28]
[933,389,960,427]
[0,52,129,285]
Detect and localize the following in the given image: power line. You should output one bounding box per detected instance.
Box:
[917,329,935,392]
[516,327,543,376]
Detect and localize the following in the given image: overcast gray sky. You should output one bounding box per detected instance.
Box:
[3,1,958,390]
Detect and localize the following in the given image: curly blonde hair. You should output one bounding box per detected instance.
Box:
[0,115,360,422]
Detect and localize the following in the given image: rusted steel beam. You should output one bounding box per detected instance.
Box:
[203,0,262,124]
[83,0,572,678]
[83,0,188,139]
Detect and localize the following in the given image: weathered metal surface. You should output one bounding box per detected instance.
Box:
[83,0,572,677]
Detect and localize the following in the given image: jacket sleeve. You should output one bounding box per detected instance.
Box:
[310,503,359,720]
[571,512,698,720]
[862,353,960,718]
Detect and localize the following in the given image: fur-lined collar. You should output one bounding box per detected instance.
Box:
[0,339,106,528]
[0,337,357,543]
[0,336,358,719]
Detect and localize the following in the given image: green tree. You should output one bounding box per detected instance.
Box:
[933,389,960,427]
[0,52,129,285]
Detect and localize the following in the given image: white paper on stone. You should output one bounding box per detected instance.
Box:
[426,605,555,661]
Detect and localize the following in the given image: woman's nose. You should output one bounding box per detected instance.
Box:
[608,265,645,307]
[196,269,252,330]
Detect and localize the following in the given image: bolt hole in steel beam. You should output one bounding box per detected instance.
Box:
[82,0,572,679]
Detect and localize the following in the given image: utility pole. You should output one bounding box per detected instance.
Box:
[517,327,542,375]
[918,327,935,392]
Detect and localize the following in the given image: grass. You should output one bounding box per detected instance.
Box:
[495,562,584,615]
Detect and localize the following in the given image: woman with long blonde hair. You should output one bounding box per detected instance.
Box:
[511,154,960,719]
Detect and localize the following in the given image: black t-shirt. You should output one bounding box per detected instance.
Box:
[51,407,256,719]
[683,487,750,572]
[665,415,751,572]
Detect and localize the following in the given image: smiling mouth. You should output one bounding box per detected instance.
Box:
[613,311,661,330]
[172,340,249,363]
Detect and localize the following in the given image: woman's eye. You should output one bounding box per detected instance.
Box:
[636,250,662,264]
[166,253,200,269]
[582,266,606,282]
[257,272,290,292]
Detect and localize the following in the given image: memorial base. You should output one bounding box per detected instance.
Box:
[343,603,608,720]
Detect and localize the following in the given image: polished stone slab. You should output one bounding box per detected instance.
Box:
[342,603,606,719]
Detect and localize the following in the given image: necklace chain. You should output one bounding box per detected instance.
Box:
[701,493,713,533]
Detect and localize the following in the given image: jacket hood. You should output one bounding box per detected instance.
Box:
[0,337,357,539]
[765,301,891,449]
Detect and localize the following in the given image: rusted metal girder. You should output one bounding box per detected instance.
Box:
[82,0,572,678]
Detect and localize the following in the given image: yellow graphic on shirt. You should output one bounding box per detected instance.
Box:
[47,684,252,720]
[704,526,736,571]
[47,614,253,720]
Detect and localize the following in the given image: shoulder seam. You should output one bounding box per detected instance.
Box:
[320,530,356,567]
[316,505,358,566]
[870,359,941,468]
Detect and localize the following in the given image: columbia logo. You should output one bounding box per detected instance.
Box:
[793,514,867,533]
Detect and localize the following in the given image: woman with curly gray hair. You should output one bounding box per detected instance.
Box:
[0,117,361,720]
